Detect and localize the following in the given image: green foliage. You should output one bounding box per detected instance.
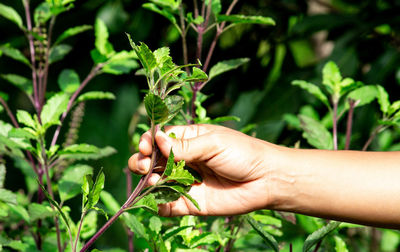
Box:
[41,93,69,129]
[0,44,31,67]
[208,58,250,81]
[246,215,279,252]
[58,69,80,93]
[217,15,276,26]
[299,115,333,150]
[54,25,92,45]
[0,3,23,29]
[303,221,340,252]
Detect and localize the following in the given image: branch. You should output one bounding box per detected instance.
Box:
[0,97,19,128]
[362,125,385,151]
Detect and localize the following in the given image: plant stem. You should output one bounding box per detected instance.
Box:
[0,97,19,128]
[51,64,103,147]
[74,211,87,252]
[124,168,135,252]
[332,100,338,151]
[179,4,189,73]
[345,99,356,150]
[362,125,384,151]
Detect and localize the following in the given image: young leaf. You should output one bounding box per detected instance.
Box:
[16,110,36,129]
[160,184,200,211]
[164,149,175,176]
[58,69,80,93]
[0,3,23,29]
[246,215,279,252]
[208,58,250,81]
[292,80,330,108]
[80,211,98,239]
[346,85,377,109]
[0,45,31,67]
[189,232,219,248]
[217,14,275,26]
[134,193,158,214]
[102,59,139,75]
[0,188,17,204]
[124,213,149,240]
[144,93,169,124]
[164,95,184,123]
[1,74,33,95]
[163,225,194,241]
[58,164,93,202]
[205,0,222,15]
[183,67,208,83]
[49,44,73,64]
[28,203,54,222]
[165,160,194,186]
[40,93,69,129]
[127,38,157,74]
[8,128,36,140]
[322,61,342,95]
[54,25,92,45]
[34,2,52,25]
[299,115,333,150]
[376,85,390,114]
[59,144,116,160]
[303,221,340,252]
[77,91,116,103]
[95,18,114,57]
[100,191,120,214]
[149,216,162,233]
[85,169,105,210]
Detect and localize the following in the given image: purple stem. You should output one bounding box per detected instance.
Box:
[362,125,384,151]
[51,64,103,147]
[124,168,135,252]
[0,97,19,128]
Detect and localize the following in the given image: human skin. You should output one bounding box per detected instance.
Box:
[128,124,400,229]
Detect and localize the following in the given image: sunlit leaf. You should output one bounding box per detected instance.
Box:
[16,110,36,129]
[135,193,158,214]
[0,45,31,67]
[303,221,340,252]
[246,215,279,252]
[334,235,349,252]
[217,14,275,26]
[102,59,139,75]
[0,3,23,29]
[41,93,69,129]
[59,144,116,160]
[376,85,390,114]
[58,69,80,93]
[85,169,105,210]
[165,160,194,186]
[346,85,377,109]
[58,164,93,202]
[54,25,92,45]
[127,35,157,74]
[299,115,333,150]
[95,18,114,56]
[164,95,184,123]
[125,213,149,240]
[80,211,98,239]
[28,203,54,222]
[322,61,342,95]
[142,3,177,25]
[144,93,169,124]
[77,91,116,103]
[292,80,330,108]
[209,58,250,80]
[0,188,17,204]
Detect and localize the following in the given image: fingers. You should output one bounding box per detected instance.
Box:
[128,153,151,175]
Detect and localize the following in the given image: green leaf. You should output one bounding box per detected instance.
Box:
[246,215,279,252]
[208,58,250,80]
[100,191,120,214]
[189,232,218,248]
[41,93,69,129]
[217,14,275,26]
[77,91,116,103]
[334,235,349,252]
[152,186,182,204]
[54,25,92,45]
[127,35,157,74]
[95,18,114,57]
[303,221,340,252]
[0,3,23,29]
[90,49,108,64]
[142,3,177,26]
[0,188,17,204]
[1,74,33,95]
[346,85,377,109]
[183,67,208,83]
[102,59,139,75]
[58,164,93,202]
[163,225,194,241]
[124,213,149,240]
[299,115,333,150]
[86,169,105,210]
[376,85,390,114]
[164,95,184,123]
[322,61,342,95]
[8,128,36,140]
[380,230,400,251]
[205,0,221,15]
[58,69,80,93]
[166,160,194,186]
[0,44,31,67]
[28,203,54,222]
[16,110,36,129]
[49,44,73,64]
[80,211,98,239]
[34,2,52,25]
[0,163,5,188]
[134,193,158,214]
[144,93,169,124]
[292,80,330,107]
[59,144,116,160]
[160,184,200,211]
[164,149,175,176]
[149,216,162,233]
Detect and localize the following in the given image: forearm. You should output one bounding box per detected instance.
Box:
[268,146,400,228]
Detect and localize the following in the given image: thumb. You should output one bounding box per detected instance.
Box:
[155,130,219,163]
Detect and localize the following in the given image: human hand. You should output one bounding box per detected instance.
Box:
[128,124,278,217]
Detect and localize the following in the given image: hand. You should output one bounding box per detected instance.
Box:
[128,124,277,217]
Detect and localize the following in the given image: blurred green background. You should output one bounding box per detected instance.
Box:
[1,0,400,250]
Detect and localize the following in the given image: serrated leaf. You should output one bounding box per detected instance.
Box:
[28,203,54,222]
[163,225,194,241]
[127,37,157,74]
[59,145,116,160]
[299,115,333,150]
[0,188,17,204]
[134,193,158,214]
[164,95,184,123]
[346,85,377,109]
[0,45,30,67]
[16,110,36,129]
[166,160,194,186]
[303,221,340,252]
[41,93,69,129]
[149,216,162,233]
[8,128,36,140]
[246,215,279,252]
[142,3,177,25]
[144,93,169,124]
[49,44,73,64]
[161,184,200,211]
[183,67,208,82]
[54,25,92,45]
[95,18,113,56]
[152,186,181,204]
[86,169,105,210]
[189,232,218,248]
[376,85,390,114]
[217,14,275,26]
[164,149,175,176]
[77,91,115,103]
[124,212,149,240]
[209,58,250,80]
[102,59,139,75]
[0,3,23,29]
[58,69,80,93]
[292,80,330,107]
[322,61,342,95]
[80,211,98,239]
[1,74,33,95]
[58,164,93,202]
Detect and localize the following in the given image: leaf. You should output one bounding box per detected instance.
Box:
[49,44,73,64]
[41,93,69,129]
[164,95,184,123]
[8,128,36,140]
[86,169,105,210]
[0,3,23,29]
[149,216,162,233]
[163,225,194,241]
[0,163,5,188]
[134,193,158,214]
[182,67,208,83]
[166,160,194,186]
[58,164,93,202]
[152,186,182,204]
[144,93,169,124]
[34,2,51,25]
[246,215,279,252]
[142,3,177,26]
[95,18,110,56]
[124,212,149,240]
[59,145,116,160]
[376,85,390,114]
[217,14,275,26]
[1,74,33,95]
[160,184,200,211]
[164,149,175,176]
[208,58,250,80]
[0,44,31,67]
[102,59,139,75]
[16,110,36,129]
[205,0,221,15]
[0,188,17,204]
[28,203,54,222]
[303,221,340,252]
[346,85,377,109]
[189,232,218,248]
[77,91,116,103]
[127,36,157,74]
[299,115,333,150]
[100,191,120,214]
[292,80,330,107]
[322,61,342,95]
[80,211,98,239]
[334,235,349,252]
[54,25,92,45]
[58,69,80,93]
